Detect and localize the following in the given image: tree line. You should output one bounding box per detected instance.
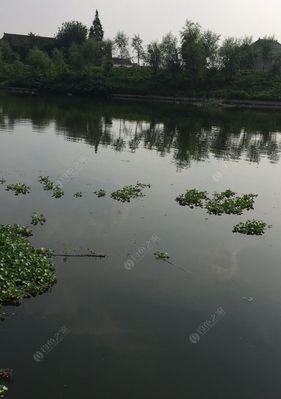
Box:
[1,11,281,98]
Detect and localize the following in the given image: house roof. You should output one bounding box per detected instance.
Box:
[2,33,55,48]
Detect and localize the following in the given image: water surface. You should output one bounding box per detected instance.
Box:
[1,94,281,399]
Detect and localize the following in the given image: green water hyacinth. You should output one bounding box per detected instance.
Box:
[0,384,8,397]
[0,179,6,185]
[0,224,56,305]
[206,192,257,215]
[31,213,46,226]
[52,186,64,198]
[111,183,151,203]
[6,183,30,196]
[176,189,208,208]
[94,189,106,198]
[233,220,268,235]
[73,192,83,198]
[154,251,170,260]
[39,176,55,191]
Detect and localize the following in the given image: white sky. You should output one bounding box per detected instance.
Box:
[1,0,281,43]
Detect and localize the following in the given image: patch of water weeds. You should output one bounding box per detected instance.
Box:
[31,213,46,226]
[0,384,8,398]
[39,176,64,199]
[206,191,257,215]
[233,220,269,235]
[111,183,151,203]
[176,188,257,216]
[94,189,106,198]
[5,183,30,196]
[176,189,208,208]
[0,224,56,305]
[73,192,83,198]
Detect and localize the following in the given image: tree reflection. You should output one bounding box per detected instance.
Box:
[1,93,281,169]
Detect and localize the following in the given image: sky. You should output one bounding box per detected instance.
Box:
[1,0,281,43]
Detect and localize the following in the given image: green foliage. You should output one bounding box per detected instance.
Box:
[31,213,46,226]
[56,21,88,49]
[114,32,130,59]
[39,176,64,198]
[111,182,150,202]
[73,192,83,198]
[27,48,51,76]
[176,189,208,208]
[154,251,170,260]
[131,34,144,65]
[146,42,162,75]
[233,220,268,235]
[0,384,8,397]
[94,189,106,197]
[89,10,104,41]
[0,224,56,304]
[206,191,257,215]
[6,183,30,195]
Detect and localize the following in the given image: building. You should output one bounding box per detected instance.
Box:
[2,33,56,55]
[112,57,135,68]
[251,38,281,72]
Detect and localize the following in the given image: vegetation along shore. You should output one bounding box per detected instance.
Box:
[2,11,281,100]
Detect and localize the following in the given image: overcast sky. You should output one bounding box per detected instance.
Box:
[1,0,281,43]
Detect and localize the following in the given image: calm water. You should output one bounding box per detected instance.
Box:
[1,94,281,399]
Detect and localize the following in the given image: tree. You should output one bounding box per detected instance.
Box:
[131,34,143,65]
[239,37,256,70]
[219,37,241,78]
[202,30,220,68]
[56,21,88,49]
[180,20,206,81]
[260,36,275,71]
[0,40,17,64]
[160,33,180,73]
[52,48,68,74]
[68,43,84,71]
[27,48,51,76]
[146,42,162,74]
[89,10,104,41]
[114,32,130,59]
[102,40,113,75]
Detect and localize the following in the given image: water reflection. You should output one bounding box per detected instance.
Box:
[1,93,281,167]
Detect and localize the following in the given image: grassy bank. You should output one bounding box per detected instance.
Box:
[2,65,281,101]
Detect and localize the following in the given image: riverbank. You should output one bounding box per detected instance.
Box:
[111,93,281,109]
[5,87,281,110]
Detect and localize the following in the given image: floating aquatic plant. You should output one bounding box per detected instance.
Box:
[6,183,30,196]
[233,220,268,235]
[73,192,82,198]
[176,189,208,208]
[0,384,8,397]
[111,183,151,203]
[31,213,46,226]
[206,192,257,215]
[39,176,55,191]
[94,189,106,198]
[0,224,56,305]
[0,179,6,185]
[154,251,170,261]
[39,176,64,198]
[52,186,64,198]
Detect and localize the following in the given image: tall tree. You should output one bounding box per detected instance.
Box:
[89,10,104,41]
[114,32,130,59]
[146,42,162,74]
[160,33,180,73]
[56,21,88,49]
[180,20,206,81]
[131,34,143,65]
